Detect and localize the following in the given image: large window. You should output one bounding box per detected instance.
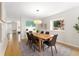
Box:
[25,20,36,31]
[26,20,36,27]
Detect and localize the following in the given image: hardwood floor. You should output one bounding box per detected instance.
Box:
[5,33,22,56]
[57,41,79,56]
[4,33,79,56]
[71,49,79,56]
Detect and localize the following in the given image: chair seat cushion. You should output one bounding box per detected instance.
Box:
[44,41,51,46]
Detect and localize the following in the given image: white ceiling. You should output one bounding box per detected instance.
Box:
[4,2,79,19]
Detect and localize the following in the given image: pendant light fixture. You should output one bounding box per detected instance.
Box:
[33,19,42,24]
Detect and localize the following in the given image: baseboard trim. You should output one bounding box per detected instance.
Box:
[57,40,79,50]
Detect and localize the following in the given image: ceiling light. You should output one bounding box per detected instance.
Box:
[33,19,42,24]
[36,9,39,12]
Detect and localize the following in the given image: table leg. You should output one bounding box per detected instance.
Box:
[41,40,44,51]
[39,39,42,52]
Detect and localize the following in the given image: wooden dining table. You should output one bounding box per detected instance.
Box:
[33,33,54,52]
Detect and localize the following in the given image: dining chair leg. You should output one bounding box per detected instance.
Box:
[28,40,30,47]
[51,46,53,56]
[29,41,32,49]
[32,44,35,52]
[42,44,45,51]
[39,39,42,52]
[26,40,29,45]
[54,45,57,53]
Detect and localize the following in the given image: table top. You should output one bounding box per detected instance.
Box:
[33,33,53,40]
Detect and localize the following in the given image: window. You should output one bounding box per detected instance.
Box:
[26,20,36,27]
[25,20,36,31]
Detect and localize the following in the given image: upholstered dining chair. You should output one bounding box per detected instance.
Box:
[45,31,49,34]
[43,34,58,56]
[40,31,44,34]
[26,32,32,48]
[30,33,39,52]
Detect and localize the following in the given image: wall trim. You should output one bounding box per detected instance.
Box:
[57,40,79,50]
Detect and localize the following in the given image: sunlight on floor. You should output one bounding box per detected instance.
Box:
[18,34,21,42]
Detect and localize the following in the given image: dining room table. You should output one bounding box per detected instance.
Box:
[33,32,54,52]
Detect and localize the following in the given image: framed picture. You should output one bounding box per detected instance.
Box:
[53,20,64,30]
[40,23,47,29]
[50,18,64,30]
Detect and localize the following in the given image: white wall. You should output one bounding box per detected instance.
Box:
[6,17,35,39]
[41,6,79,47]
[0,3,8,55]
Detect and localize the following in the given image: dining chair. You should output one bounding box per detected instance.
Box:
[30,33,39,52]
[26,32,32,48]
[29,31,32,34]
[36,30,39,33]
[42,31,50,50]
[26,29,28,31]
[43,34,58,56]
[40,31,44,34]
[45,31,49,34]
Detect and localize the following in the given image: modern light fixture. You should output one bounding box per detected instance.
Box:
[33,19,42,24]
[36,9,39,12]
[33,9,42,24]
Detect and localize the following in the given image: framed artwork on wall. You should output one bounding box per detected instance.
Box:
[53,20,64,30]
[50,18,64,31]
[40,23,47,29]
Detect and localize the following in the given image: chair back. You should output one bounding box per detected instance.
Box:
[26,29,28,31]
[26,32,32,40]
[50,34,58,46]
[29,31,32,34]
[40,31,44,34]
[30,33,37,43]
[36,30,39,33]
[45,31,49,34]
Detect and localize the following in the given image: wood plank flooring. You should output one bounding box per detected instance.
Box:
[71,49,79,56]
[5,33,22,56]
[4,33,79,56]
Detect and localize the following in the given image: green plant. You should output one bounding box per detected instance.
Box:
[73,24,79,31]
[73,17,79,32]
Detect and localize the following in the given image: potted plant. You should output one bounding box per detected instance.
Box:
[73,17,79,33]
